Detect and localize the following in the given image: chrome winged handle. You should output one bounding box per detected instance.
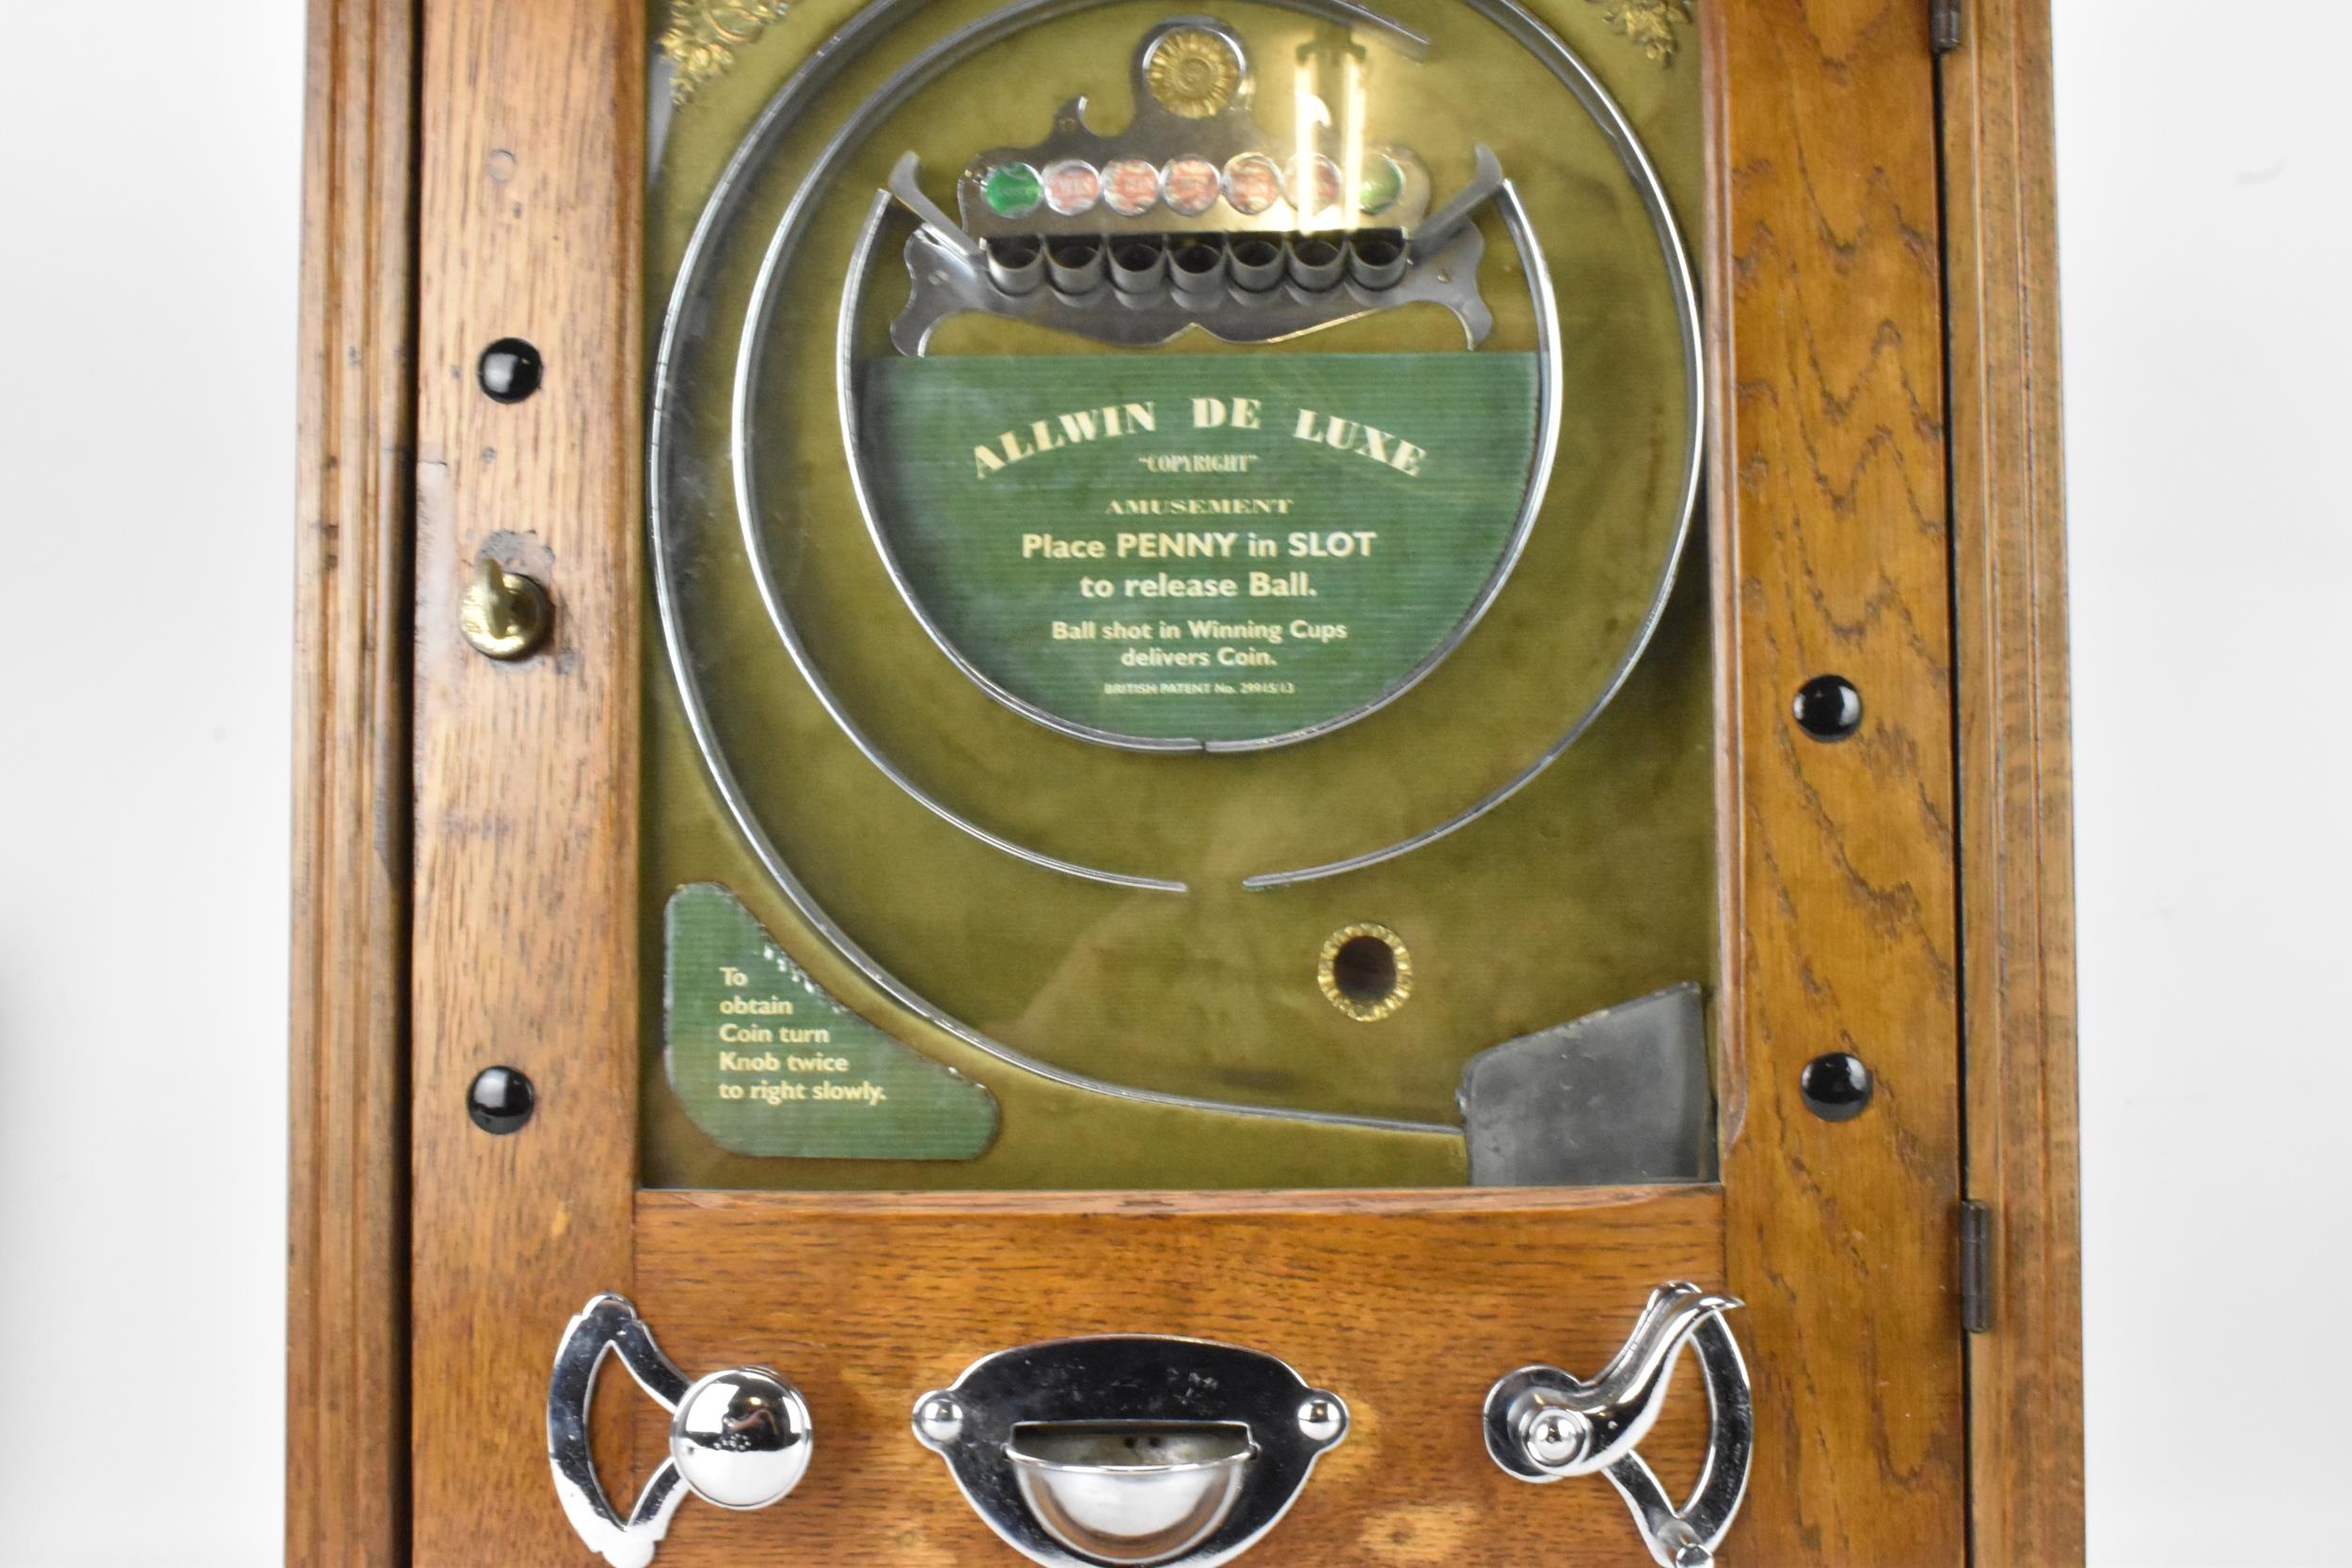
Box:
[548,1293,813,1568]
[1483,1282,1753,1568]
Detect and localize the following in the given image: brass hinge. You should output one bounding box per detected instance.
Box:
[1931,0,1964,55]
[1960,1200,1993,1334]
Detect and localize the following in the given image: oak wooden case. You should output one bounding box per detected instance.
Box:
[288,0,2081,1563]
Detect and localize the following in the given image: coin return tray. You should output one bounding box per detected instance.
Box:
[1007,1423,1259,1565]
[913,1337,1348,1568]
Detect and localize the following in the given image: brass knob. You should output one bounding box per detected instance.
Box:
[458,554,551,660]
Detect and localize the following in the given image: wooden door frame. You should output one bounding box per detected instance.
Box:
[286,1,2081,1562]
[287,2,415,1564]
[1940,1,2084,1560]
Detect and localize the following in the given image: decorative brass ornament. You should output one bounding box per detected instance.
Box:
[1317,924,1414,1023]
[1583,0,1693,63]
[1144,27,1244,119]
[660,0,790,105]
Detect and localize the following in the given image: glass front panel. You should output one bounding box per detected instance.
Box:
[641,0,1712,1190]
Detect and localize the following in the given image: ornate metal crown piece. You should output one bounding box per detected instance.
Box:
[882,17,1503,353]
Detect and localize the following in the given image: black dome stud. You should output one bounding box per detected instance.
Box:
[1792,674,1863,741]
[1798,1053,1873,1122]
[467,1065,536,1134]
[477,338,544,404]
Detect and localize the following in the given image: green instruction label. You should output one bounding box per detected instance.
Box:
[857,351,1540,744]
[663,884,998,1160]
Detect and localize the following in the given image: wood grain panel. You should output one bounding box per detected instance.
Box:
[408,0,644,1561]
[1942,2,2086,1561]
[287,1,416,1562]
[360,4,2081,1565]
[1706,2,1969,1562]
[633,1188,1724,1568]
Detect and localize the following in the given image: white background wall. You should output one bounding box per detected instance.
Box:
[0,4,303,1565]
[2054,3,2352,1564]
[0,3,2344,1564]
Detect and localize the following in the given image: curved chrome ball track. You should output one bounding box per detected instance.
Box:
[650,0,1701,1125]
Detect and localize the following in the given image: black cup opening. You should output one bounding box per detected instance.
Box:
[1330,934,1400,1006]
[1172,238,1225,276]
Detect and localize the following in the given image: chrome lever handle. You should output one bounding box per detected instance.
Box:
[1483,1282,1753,1568]
[548,1293,813,1568]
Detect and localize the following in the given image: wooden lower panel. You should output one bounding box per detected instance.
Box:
[633,1187,1723,1567]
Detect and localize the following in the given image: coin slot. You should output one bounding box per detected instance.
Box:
[1318,924,1413,1022]
[1009,1422,1255,1469]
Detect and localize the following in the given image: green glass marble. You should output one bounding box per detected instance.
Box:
[981,161,1043,216]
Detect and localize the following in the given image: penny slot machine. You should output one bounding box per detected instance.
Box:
[288,1,2080,1563]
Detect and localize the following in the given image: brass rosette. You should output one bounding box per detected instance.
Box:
[1145,26,1244,118]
